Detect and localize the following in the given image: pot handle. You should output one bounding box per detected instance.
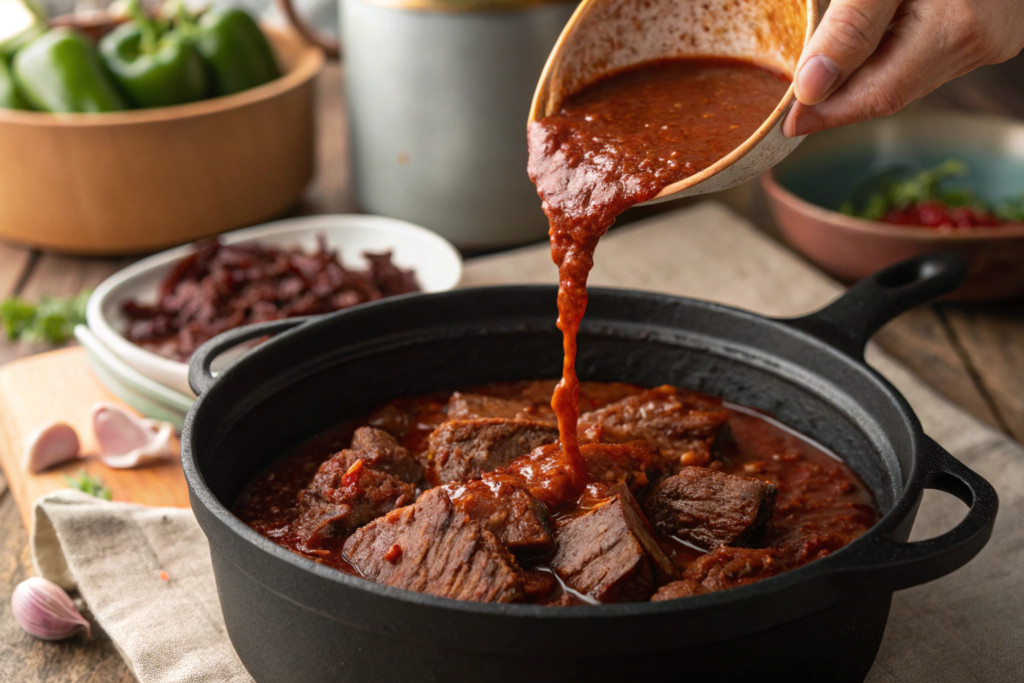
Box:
[188,317,311,396]
[275,0,341,58]
[840,436,998,591]
[781,253,967,358]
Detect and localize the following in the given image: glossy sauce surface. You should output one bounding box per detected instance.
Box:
[527,58,791,487]
[235,381,878,605]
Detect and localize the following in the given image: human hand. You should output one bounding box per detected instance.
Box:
[783,0,1024,137]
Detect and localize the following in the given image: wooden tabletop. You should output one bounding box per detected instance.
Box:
[1,59,1023,681]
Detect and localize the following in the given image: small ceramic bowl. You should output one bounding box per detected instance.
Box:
[530,0,818,203]
[87,214,464,398]
[0,26,322,255]
[762,111,1024,301]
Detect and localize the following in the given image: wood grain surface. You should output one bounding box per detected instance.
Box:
[0,347,188,528]
[0,56,1022,681]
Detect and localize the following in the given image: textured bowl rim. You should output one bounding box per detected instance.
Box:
[528,0,819,202]
[0,25,323,127]
[762,166,1024,241]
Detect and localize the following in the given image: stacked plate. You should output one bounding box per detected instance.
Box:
[79,215,463,429]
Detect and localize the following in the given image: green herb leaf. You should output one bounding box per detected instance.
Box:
[0,290,90,345]
[0,297,36,340]
[63,469,113,501]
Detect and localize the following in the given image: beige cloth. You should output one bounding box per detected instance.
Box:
[32,202,1023,682]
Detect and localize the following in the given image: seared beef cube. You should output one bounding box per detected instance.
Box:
[549,484,675,603]
[649,579,708,601]
[522,570,558,602]
[643,467,777,550]
[651,547,786,601]
[578,386,728,468]
[349,426,425,484]
[295,456,416,548]
[429,418,559,483]
[580,442,658,491]
[343,488,524,603]
[448,392,556,424]
[443,479,554,556]
[494,442,657,511]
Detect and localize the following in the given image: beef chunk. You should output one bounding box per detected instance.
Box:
[522,570,558,602]
[548,484,675,603]
[580,442,658,490]
[295,455,416,548]
[349,426,425,484]
[343,488,525,603]
[651,547,787,601]
[494,441,657,511]
[649,579,708,601]
[429,418,559,483]
[448,392,556,425]
[443,479,554,556]
[643,467,777,550]
[578,386,728,469]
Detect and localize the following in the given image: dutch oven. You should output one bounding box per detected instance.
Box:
[181,253,997,683]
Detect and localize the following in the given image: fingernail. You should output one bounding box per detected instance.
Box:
[789,108,821,137]
[796,54,841,104]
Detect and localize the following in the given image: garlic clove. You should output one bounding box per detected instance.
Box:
[11,577,90,641]
[91,402,151,455]
[22,421,81,474]
[91,403,176,469]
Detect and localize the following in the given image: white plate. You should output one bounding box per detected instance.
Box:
[87,215,463,397]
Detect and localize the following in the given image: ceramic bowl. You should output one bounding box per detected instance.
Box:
[762,111,1024,301]
[529,0,818,203]
[0,26,323,255]
[87,214,464,398]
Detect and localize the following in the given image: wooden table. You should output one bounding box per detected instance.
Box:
[1,59,1022,681]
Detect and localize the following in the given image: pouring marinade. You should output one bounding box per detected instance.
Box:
[527,58,793,488]
[233,56,884,606]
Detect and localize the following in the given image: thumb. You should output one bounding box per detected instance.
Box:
[795,0,901,105]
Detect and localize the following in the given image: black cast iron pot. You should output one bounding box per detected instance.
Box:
[181,253,997,683]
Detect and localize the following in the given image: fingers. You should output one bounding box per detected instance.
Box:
[783,4,971,136]
[794,0,902,105]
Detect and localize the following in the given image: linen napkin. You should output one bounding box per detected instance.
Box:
[32,201,1024,682]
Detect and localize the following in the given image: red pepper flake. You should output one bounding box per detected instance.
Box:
[159,570,170,581]
[342,459,364,490]
[384,544,403,564]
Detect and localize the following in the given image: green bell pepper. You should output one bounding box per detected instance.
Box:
[0,57,28,109]
[99,3,208,109]
[193,8,278,96]
[13,28,128,113]
[0,0,47,60]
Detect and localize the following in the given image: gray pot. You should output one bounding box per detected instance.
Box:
[340,0,574,249]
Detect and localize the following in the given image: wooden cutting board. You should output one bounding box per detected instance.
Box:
[0,347,189,528]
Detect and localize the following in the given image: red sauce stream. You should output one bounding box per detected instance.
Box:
[527,58,791,487]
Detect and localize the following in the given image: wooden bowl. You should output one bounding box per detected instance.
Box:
[0,26,323,255]
[762,111,1024,302]
[529,0,817,204]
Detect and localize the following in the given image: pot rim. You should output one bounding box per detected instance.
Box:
[181,283,966,622]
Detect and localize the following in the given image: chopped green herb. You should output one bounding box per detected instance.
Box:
[0,290,90,345]
[841,160,974,220]
[63,469,113,501]
[995,194,1024,223]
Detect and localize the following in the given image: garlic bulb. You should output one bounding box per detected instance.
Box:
[22,421,81,473]
[90,403,176,469]
[11,577,90,640]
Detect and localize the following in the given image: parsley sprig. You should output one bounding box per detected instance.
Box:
[0,291,90,345]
